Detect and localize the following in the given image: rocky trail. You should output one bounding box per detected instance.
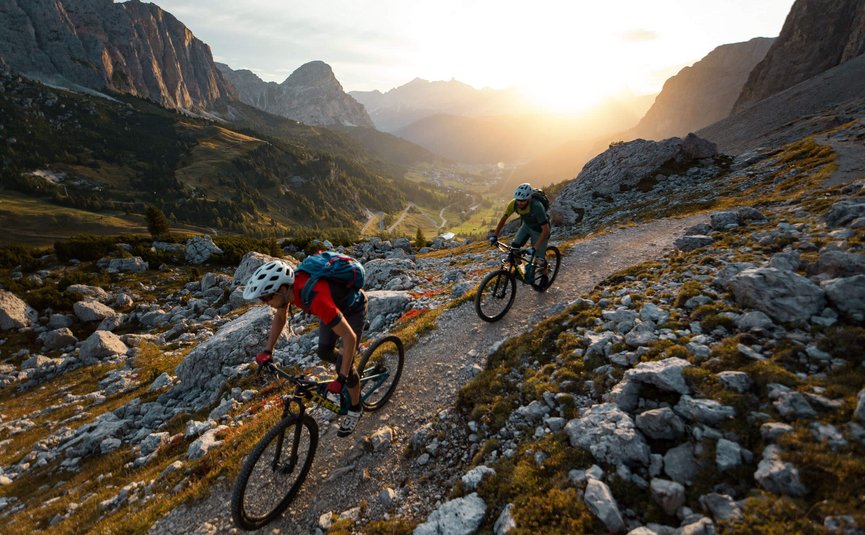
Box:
[149,213,707,534]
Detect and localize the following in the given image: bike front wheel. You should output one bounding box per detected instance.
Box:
[357,335,404,411]
[531,246,562,292]
[475,269,516,322]
[231,414,319,530]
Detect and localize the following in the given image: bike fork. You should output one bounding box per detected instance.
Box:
[272,400,305,474]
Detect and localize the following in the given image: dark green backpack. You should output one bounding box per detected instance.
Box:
[532,189,550,211]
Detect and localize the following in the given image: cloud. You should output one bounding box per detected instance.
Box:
[621,29,659,42]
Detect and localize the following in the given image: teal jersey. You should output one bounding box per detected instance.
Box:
[505,198,549,232]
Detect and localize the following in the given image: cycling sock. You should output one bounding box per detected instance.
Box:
[350,402,362,412]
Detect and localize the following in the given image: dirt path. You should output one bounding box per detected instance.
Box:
[360,210,382,235]
[149,213,707,535]
[386,204,412,233]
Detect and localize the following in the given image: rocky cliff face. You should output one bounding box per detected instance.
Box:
[631,38,774,140]
[0,0,235,111]
[733,0,865,112]
[217,61,374,128]
[550,134,720,228]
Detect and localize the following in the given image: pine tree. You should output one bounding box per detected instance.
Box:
[415,227,428,249]
[146,205,171,238]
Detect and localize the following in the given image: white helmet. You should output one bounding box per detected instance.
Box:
[242,260,295,300]
[514,183,533,201]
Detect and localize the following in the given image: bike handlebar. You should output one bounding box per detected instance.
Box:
[489,238,534,258]
[259,360,318,387]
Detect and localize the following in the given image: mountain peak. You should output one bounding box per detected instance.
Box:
[220,61,374,128]
[283,60,338,87]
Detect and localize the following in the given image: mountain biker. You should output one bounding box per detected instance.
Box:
[490,182,551,285]
[243,259,367,437]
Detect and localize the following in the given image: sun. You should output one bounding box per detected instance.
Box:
[519,77,620,114]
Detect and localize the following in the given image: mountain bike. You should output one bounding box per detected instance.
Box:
[474,239,561,322]
[230,335,405,530]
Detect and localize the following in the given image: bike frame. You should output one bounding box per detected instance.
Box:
[263,362,389,420]
[492,240,537,285]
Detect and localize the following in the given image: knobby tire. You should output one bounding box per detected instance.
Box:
[475,269,516,322]
[357,335,404,411]
[231,414,319,530]
[531,245,562,292]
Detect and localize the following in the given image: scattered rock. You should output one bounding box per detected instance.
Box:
[583,478,625,533]
[0,290,37,330]
[79,331,129,363]
[728,267,826,324]
[754,445,808,497]
[186,235,224,265]
[565,403,651,467]
[413,492,486,535]
[650,478,686,515]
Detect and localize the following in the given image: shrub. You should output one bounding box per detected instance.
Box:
[674,280,703,308]
[212,236,281,265]
[0,245,45,270]
[54,235,118,261]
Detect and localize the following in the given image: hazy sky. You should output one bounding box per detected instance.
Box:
[148,0,796,112]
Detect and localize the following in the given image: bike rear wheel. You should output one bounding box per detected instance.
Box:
[357,335,404,411]
[531,246,562,292]
[475,269,516,322]
[231,414,319,530]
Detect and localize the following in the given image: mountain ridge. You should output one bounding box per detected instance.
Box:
[630,37,775,140]
[350,78,530,132]
[217,61,374,128]
[0,0,235,112]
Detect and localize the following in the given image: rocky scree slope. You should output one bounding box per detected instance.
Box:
[372,143,865,533]
[404,181,865,534]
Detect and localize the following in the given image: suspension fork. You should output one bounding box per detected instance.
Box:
[272,395,307,473]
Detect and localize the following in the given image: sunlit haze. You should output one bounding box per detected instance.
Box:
[148,0,795,113]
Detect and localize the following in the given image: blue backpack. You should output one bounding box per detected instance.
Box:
[297,251,366,307]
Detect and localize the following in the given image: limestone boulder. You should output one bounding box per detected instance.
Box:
[551,134,717,226]
[107,256,148,273]
[823,275,865,321]
[754,445,807,496]
[73,300,117,322]
[232,251,284,286]
[413,492,486,535]
[174,306,284,409]
[816,250,865,278]
[364,258,420,291]
[565,403,650,467]
[37,327,78,351]
[824,198,865,227]
[728,267,825,324]
[0,290,37,330]
[79,331,129,363]
[583,479,625,533]
[186,235,223,265]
